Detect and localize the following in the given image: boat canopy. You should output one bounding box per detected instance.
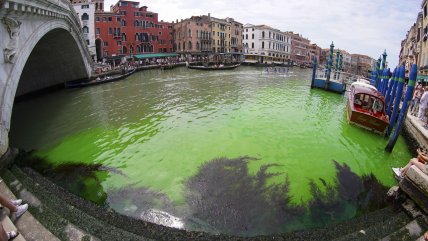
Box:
[134,53,178,59]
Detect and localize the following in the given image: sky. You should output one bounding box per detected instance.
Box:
[104,0,422,67]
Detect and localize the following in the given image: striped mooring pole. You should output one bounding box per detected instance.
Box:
[386,66,405,137]
[386,64,417,152]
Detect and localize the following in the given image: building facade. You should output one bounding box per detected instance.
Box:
[94,0,173,60]
[243,24,291,64]
[399,12,422,76]
[308,44,321,64]
[71,1,97,60]
[173,15,212,55]
[352,54,375,77]
[173,14,243,56]
[288,32,311,65]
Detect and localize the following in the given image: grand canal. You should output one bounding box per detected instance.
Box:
[10,66,411,236]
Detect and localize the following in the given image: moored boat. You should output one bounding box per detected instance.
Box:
[187,64,240,70]
[65,69,136,88]
[346,83,389,134]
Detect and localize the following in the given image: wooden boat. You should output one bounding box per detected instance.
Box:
[187,64,240,70]
[65,69,136,88]
[346,82,389,134]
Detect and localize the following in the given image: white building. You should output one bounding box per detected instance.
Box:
[72,1,96,60]
[243,24,291,64]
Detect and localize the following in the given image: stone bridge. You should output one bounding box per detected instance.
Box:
[0,0,93,155]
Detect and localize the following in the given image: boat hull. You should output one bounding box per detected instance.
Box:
[346,101,389,134]
[187,64,240,70]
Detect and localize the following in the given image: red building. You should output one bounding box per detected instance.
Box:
[94,0,173,60]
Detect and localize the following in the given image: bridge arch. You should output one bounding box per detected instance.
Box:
[0,16,92,154]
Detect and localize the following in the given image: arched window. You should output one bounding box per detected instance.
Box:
[122,33,126,41]
[183,42,186,50]
[196,42,200,50]
[188,41,192,50]
[178,42,181,51]
[134,20,139,27]
[188,29,191,37]
[82,26,89,34]
[251,42,254,48]
[135,33,139,41]
[262,41,264,49]
[122,46,127,54]
[81,13,89,21]
[262,31,265,38]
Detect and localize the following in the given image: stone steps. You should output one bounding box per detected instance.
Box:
[1,215,25,241]
[0,174,57,241]
[3,166,152,241]
[2,163,427,241]
[379,216,428,241]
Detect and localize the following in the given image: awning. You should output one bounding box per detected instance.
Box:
[417,75,428,82]
[134,53,177,59]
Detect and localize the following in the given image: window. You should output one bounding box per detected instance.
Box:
[188,29,191,37]
[251,42,254,48]
[86,40,90,45]
[81,4,89,9]
[252,34,254,39]
[96,17,100,22]
[117,41,121,46]
[96,28,100,34]
[108,27,112,34]
[103,41,108,46]
[246,34,248,39]
[81,13,89,21]
[82,26,89,33]
[108,17,112,22]
[262,31,265,38]
[262,41,264,49]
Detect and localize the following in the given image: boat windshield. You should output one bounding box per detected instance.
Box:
[354,93,384,113]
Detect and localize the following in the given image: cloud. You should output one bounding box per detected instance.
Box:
[103,0,421,67]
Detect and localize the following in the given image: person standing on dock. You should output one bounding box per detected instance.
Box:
[411,82,423,116]
[418,86,428,122]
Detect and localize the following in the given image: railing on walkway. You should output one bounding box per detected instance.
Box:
[314,68,369,85]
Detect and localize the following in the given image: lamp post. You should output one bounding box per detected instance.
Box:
[337,53,343,81]
[334,49,340,79]
[325,42,334,89]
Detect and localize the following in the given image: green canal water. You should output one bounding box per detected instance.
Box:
[10,66,411,236]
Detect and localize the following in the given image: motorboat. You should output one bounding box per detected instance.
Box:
[347,83,389,134]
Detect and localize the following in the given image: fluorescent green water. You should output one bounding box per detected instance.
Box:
[10,66,411,235]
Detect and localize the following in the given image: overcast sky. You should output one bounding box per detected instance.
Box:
[104,0,421,67]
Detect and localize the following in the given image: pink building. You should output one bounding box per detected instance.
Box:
[174,15,212,54]
[288,32,310,65]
